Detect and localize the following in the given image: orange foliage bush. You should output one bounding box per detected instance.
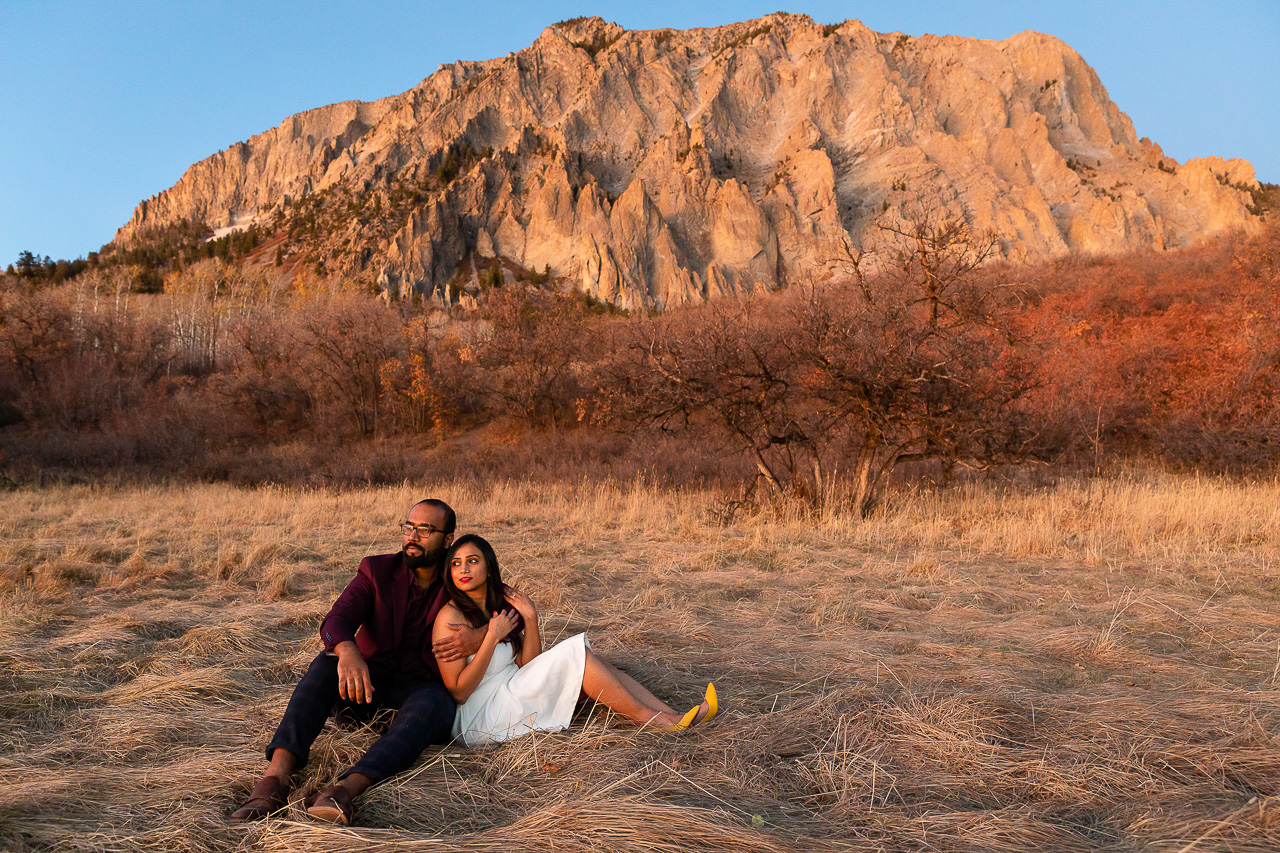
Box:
[1024,221,1280,468]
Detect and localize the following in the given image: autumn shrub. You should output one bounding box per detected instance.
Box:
[1024,221,1280,469]
[296,295,403,438]
[0,284,76,425]
[380,311,481,435]
[0,274,177,430]
[469,287,605,426]
[209,307,314,440]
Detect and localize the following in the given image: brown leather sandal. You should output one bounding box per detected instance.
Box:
[229,775,288,822]
[306,783,354,825]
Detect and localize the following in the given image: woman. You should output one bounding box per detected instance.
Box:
[432,534,717,747]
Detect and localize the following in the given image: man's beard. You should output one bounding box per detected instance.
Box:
[403,543,445,574]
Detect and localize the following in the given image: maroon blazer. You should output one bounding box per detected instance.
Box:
[319,552,448,677]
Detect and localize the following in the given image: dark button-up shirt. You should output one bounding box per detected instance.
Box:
[389,576,440,678]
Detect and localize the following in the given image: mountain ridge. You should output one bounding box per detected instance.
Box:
[111,14,1264,309]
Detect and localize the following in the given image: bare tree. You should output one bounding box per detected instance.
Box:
[471,288,601,426]
[609,298,839,504]
[298,297,400,437]
[609,211,1037,515]
[814,210,1037,514]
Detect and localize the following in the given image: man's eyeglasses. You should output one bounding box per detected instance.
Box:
[401,522,447,538]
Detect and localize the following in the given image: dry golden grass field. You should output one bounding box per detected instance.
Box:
[3,474,1280,852]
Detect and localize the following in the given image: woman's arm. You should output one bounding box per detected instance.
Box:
[506,588,541,667]
[432,603,519,703]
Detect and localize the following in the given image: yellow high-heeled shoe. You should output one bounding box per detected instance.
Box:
[673,704,700,730]
[670,683,718,731]
[702,683,718,723]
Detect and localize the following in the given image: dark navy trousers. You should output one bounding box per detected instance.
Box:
[265,652,457,783]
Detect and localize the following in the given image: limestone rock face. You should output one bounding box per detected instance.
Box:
[113,14,1263,308]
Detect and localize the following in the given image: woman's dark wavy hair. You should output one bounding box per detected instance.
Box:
[443,534,522,656]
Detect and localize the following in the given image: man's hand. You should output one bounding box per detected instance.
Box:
[334,641,374,704]
[433,623,486,663]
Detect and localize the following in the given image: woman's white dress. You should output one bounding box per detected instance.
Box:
[452,632,589,747]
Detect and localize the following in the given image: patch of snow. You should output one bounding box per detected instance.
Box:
[205,213,259,242]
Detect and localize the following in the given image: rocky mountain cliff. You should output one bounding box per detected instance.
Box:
[112,14,1265,309]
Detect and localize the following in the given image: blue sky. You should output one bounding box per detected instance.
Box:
[2,0,1276,265]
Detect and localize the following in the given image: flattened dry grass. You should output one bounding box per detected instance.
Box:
[2,473,1280,851]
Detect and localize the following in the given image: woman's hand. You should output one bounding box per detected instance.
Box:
[486,607,520,642]
[505,587,538,622]
[503,587,543,667]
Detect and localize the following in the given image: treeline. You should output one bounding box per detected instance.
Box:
[8,219,268,293]
[1,219,1277,507]
[7,250,96,286]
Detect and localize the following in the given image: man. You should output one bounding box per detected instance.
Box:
[230,498,482,825]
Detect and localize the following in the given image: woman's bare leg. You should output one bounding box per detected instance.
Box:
[582,649,690,727]
[612,663,678,717]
